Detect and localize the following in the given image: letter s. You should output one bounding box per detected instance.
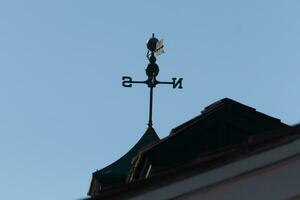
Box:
[122,76,132,87]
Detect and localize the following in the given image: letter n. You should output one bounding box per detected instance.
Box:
[172,78,183,89]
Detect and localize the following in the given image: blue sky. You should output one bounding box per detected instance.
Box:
[0,1,299,199]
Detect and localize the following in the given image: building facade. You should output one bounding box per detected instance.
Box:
[87,98,299,200]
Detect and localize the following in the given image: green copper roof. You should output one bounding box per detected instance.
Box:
[92,127,159,189]
[129,98,289,180]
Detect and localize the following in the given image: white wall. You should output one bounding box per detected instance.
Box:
[176,155,300,200]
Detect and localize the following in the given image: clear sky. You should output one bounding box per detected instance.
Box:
[0,1,300,199]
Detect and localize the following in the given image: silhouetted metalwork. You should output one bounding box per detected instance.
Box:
[122,34,183,127]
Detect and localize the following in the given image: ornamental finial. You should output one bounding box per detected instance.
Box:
[122,34,182,128]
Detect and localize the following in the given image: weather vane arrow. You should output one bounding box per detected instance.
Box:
[122,34,183,128]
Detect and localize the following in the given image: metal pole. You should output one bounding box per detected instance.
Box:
[148,86,153,127]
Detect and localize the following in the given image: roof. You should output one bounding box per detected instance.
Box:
[171,98,282,135]
[87,124,300,200]
[128,98,288,181]
[87,97,289,198]
[88,127,159,195]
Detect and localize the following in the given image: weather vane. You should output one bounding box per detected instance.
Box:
[122,34,183,128]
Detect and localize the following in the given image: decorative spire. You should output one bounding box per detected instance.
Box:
[122,34,183,128]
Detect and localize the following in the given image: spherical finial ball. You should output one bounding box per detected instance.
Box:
[146,63,159,77]
[147,37,159,52]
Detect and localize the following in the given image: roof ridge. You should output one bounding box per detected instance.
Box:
[170,98,255,135]
[201,98,255,114]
